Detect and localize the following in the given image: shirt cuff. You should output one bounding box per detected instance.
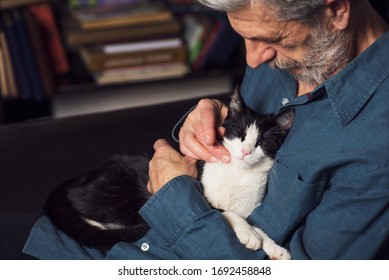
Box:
[139,175,212,244]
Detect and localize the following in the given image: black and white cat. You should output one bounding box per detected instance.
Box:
[45,87,293,260]
[198,88,293,259]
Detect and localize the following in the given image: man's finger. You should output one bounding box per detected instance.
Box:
[153,139,171,151]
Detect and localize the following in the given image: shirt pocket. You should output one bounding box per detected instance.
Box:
[248,160,327,241]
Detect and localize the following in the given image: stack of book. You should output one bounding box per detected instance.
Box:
[0,1,69,101]
[63,0,189,85]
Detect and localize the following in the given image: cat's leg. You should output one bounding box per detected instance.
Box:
[253,227,290,260]
[222,211,263,250]
[222,211,290,260]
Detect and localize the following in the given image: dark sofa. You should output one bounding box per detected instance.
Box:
[0,94,228,260]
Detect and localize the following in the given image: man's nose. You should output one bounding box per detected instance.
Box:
[245,39,277,68]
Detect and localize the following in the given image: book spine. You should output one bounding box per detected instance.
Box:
[81,46,187,71]
[29,3,70,76]
[12,9,44,101]
[22,8,54,98]
[0,31,18,98]
[192,20,223,70]
[64,17,181,48]
[0,46,7,97]
[1,11,32,100]
[77,10,173,30]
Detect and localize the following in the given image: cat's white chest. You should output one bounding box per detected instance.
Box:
[201,157,274,218]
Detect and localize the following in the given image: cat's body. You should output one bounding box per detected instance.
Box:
[46,155,151,250]
[46,88,293,259]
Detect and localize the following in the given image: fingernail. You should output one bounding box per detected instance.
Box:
[210,156,219,163]
[204,135,211,145]
[222,155,230,163]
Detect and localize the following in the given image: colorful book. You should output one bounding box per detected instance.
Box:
[183,14,208,64]
[29,3,70,76]
[193,14,241,70]
[69,1,173,30]
[12,9,44,101]
[80,44,187,71]
[1,11,31,100]
[192,18,223,70]
[22,8,54,98]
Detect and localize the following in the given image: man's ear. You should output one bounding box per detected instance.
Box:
[326,0,351,30]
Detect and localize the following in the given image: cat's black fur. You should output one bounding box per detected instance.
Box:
[224,90,292,157]
[45,155,151,250]
[45,89,293,251]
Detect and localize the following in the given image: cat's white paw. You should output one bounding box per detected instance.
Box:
[265,244,290,260]
[253,228,290,260]
[235,226,263,250]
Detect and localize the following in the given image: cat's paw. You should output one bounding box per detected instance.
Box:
[235,226,263,250]
[253,228,290,260]
[266,245,290,260]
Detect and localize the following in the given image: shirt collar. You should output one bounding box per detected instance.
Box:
[323,31,389,127]
[277,31,389,127]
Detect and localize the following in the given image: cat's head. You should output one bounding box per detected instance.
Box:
[223,86,294,168]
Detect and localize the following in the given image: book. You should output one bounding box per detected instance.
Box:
[0,0,51,10]
[204,15,242,68]
[102,38,182,54]
[192,17,223,70]
[29,3,70,76]
[0,46,7,97]
[192,14,241,70]
[61,13,182,48]
[94,62,189,85]
[0,29,18,98]
[12,9,45,101]
[80,44,187,71]
[2,11,31,100]
[68,0,141,9]
[22,8,54,98]
[183,14,207,64]
[70,1,173,30]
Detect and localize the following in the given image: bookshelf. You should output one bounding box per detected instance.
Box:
[1,1,389,124]
[0,0,246,124]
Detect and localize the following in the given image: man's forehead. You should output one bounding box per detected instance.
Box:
[227,9,290,40]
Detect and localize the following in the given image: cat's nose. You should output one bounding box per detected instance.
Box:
[242,148,252,158]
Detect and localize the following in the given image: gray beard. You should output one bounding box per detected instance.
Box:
[268,26,355,87]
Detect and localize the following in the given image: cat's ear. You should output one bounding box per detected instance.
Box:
[275,109,295,131]
[228,85,244,118]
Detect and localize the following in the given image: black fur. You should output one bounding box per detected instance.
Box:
[45,155,151,251]
[224,88,293,157]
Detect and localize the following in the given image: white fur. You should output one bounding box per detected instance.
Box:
[201,123,290,260]
[82,217,126,230]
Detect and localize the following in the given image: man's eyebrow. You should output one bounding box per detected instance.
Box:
[245,35,283,43]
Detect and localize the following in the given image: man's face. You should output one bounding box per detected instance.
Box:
[227,3,354,86]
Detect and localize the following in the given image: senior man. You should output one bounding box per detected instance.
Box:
[24,0,389,259]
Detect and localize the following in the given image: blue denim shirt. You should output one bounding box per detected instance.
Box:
[24,32,389,260]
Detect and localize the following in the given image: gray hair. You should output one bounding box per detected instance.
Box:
[196,0,356,24]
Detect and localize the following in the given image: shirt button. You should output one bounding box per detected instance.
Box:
[141,243,150,251]
[282,98,290,106]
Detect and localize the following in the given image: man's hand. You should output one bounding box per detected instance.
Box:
[147,139,198,194]
[178,98,231,163]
